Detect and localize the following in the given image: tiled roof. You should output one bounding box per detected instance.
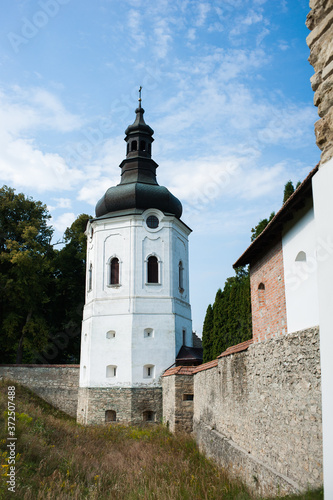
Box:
[162,366,197,377]
[192,359,218,373]
[233,165,319,267]
[217,339,253,358]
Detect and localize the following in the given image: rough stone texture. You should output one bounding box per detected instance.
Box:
[306,0,333,163]
[77,386,162,425]
[0,365,79,418]
[193,327,322,497]
[250,240,287,343]
[162,371,194,433]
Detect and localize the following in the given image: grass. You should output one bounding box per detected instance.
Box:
[0,380,323,500]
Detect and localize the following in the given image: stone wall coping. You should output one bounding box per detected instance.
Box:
[162,366,197,377]
[217,339,253,358]
[0,364,80,368]
[192,359,218,374]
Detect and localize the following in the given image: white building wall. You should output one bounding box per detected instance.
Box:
[79,208,192,390]
[282,200,319,333]
[312,158,333,498]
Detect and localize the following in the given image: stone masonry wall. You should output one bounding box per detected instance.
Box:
[77,386,162,425]
[306,0,333,164]
[162,371,194,433]
[250,239,287,343]
[0,365,80,418]
[193,327,322,497]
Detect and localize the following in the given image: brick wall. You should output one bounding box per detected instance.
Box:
[0,365,80,418]
[250,240,287,343]
[193,327,322,497]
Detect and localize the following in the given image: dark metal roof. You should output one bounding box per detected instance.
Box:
[176,346,203,364]
[233,165,319,268]
[95,104,182,219]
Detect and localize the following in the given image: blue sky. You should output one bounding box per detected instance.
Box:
[0,0,319,334]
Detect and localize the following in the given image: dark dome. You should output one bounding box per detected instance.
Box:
[95,182,182,218]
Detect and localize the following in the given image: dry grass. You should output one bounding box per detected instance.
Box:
[0,380,323,500]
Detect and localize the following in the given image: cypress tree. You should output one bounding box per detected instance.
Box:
[202,304,214,363]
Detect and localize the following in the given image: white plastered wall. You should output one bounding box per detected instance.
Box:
[79,209,192,389]
[282,200,319,333]
[312,158,333,498]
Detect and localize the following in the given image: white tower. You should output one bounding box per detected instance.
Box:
[77,96,192,425]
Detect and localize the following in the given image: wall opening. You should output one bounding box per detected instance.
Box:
[258,282,265,308]
[295,251,307,262]
[106,365,117,378]
[147,256,158,283]
[105,410,116,422]
[144,328,154,338]
[131,140,137,151]
[110,257,120,285]
[143,410,155,422]
[183,394,194,401]
[179,260,184,292]
[143,364,154,378]
[88,263,93,291]
[106,330,116,339]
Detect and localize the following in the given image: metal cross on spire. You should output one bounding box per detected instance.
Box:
[138,86,142,107]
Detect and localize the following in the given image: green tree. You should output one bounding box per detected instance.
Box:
[0,186,54,363]
[44,213,90,364]
[283,180,295,203]
[202,267,252,362]
[202,304,214,363]
[250,212,275,241]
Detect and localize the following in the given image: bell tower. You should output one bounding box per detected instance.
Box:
[77,91,193,425]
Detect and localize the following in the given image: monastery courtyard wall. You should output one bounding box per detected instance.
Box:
[191,326,322,497]
[0,365,80,418]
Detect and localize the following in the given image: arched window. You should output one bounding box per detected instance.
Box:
[131,140,137,151]
[140,140,146,151]
[106,330,116,339]
[127,143,129,155]
[295,251,306,262]
[105,410,116,422]
[147,256,158,283]
[88,263,93,291]
[179,261,184,291]
[258,282,265,308]
[110,258,119,285]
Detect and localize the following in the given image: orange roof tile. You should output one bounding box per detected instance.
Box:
[217,339,253,358]
[162,366,197,377]
[192,359,218,373]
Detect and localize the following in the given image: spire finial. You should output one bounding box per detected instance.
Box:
[138,86,142,108]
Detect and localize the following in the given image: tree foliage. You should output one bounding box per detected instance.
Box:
[202,267,252,362]
[0,186,54,363]
[0,185,91,364]
[250,212,275,242]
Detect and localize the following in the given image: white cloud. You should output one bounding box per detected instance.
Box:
[128,9,146,49]
[51,212,77,233]
[0,87,84,192]
[195,3,211,27]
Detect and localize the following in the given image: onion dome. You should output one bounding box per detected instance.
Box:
[95,91,182,219]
